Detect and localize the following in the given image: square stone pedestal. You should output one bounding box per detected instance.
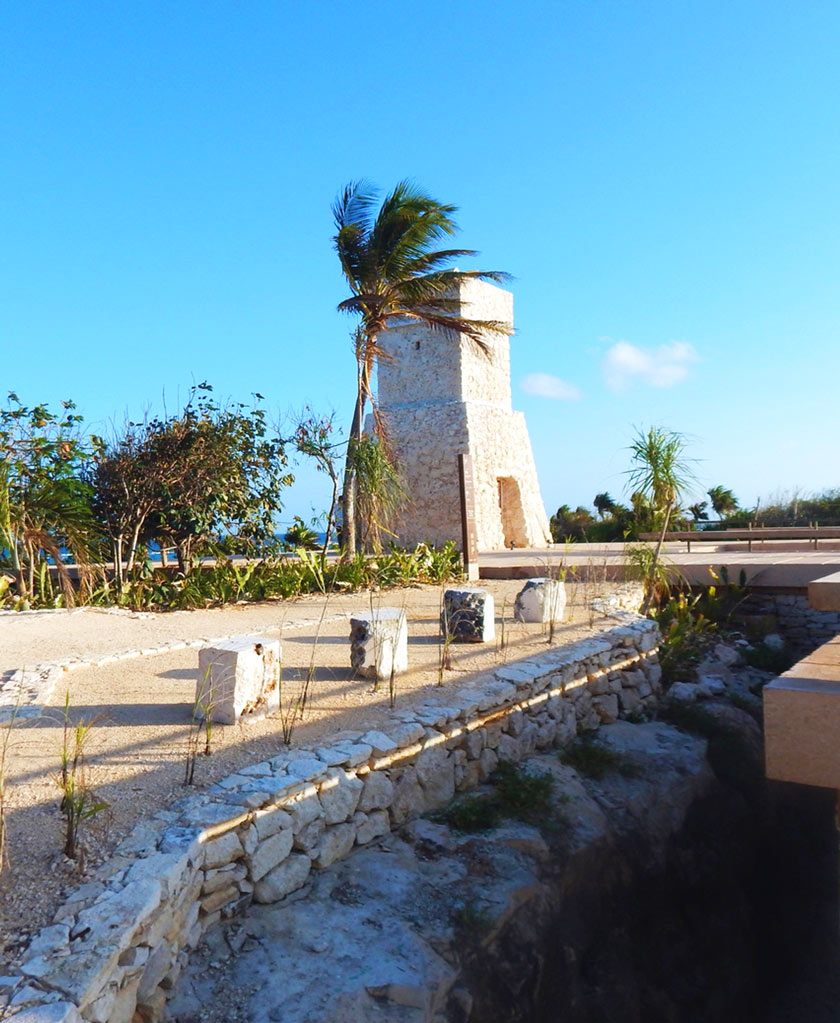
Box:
[514,577,566,624]
[197,636,281,725]
[442,588,495,643]
[350,608,408,681]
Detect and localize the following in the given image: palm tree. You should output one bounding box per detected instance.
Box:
[333,180,509,551]
[689,500,709,522]
[593,492,617,518]
[626,426,695,613]
[707,485,739,520]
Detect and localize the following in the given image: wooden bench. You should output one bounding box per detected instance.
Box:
[638,526,840,553]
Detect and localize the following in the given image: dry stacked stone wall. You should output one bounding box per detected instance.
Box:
[741,592,840,650]
[8,617,661,1023]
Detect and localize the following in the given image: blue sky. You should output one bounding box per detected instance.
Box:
[2,1,838,529]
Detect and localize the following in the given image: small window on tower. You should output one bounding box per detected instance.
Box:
[414,340,421,350]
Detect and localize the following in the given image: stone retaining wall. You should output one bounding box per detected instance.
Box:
[7,617,661,1023]
[741,593,840,650]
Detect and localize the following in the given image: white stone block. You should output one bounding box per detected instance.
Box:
[514,577,566,624]
[442,588,495,643]
[196,637,280,725]
[349,608,408,681]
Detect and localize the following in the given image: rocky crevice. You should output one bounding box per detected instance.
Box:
[168,710,835,1023]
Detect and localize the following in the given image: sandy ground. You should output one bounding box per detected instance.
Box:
[0,580,618,969]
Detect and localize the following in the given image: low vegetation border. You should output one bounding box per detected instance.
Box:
[5,615,661,1023]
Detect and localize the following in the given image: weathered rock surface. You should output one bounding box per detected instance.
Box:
[169,721,733,1023]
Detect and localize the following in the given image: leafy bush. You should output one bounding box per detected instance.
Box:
[653,591,715,683]
[433,761,556,832]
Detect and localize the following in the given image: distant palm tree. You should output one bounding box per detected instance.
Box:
[594,492,617,518]
[689,500,709,522]
[626,427,695,613]
[333,180,509,551]
[707,485,739,519]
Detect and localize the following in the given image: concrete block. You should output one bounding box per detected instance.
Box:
[349,608,408,681]
[196,637,280,725]
[514,577,566,624]
[764,667,840,789]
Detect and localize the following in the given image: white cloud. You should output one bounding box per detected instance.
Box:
[602,340,698,393]
[520,372,583,401]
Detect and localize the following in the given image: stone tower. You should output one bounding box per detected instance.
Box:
[377,278,551,551]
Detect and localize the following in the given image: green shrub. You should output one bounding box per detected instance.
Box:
[433,762,556,833]
[559,737,642,779]
[653,591,715,683]
[742,643,795,674]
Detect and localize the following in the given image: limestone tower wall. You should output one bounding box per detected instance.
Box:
[377,278,550,551]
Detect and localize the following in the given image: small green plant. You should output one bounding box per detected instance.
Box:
[185,676,215,785]
[57,694,108,862]
[278,600,328,742]
[438,590,454,684]
[559,736,642,780]
[437,792,501,831]
[742,643,795,674]
[497,598,508,662]
[452,899,494,941]
[433,761,556,832]
[0,703,21,870]
[625,541,680,610]
[284,516,320,549]
[653,591,715,683]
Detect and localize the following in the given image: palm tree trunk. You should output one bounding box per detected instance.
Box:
[641,501,673,615]
[341,350,373,554]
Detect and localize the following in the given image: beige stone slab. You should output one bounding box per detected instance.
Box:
[782,662,840,681]
[808,570,840,611]
[798,641,840,668]
[764,676,840,788]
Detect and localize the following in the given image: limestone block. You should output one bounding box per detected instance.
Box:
[294,819,325,855]
[314,822,357,868]
[514,578,567,624]
[137,942,175,1002]
[442,588,495,643]
[389,771,426,824]
[200,884,239,915]
[353,809,390,845]
[196,637,280,725]
[478,748,498,781]
[288,791,323,832]
[619,688,643,714]
[253,852,310,903]
[253,807,293,842]
[535,720,557,748]
[415,748,455,809]
[457,760,482,791]
[318,768,363,825]
[592,694,619,724]
[358,771,394,812]
[350,608,408,681]
[203,862,247,894]
[249,829,294,882]
[497,733,521,761]
[389,720,426,747]
[203,831,244,869]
